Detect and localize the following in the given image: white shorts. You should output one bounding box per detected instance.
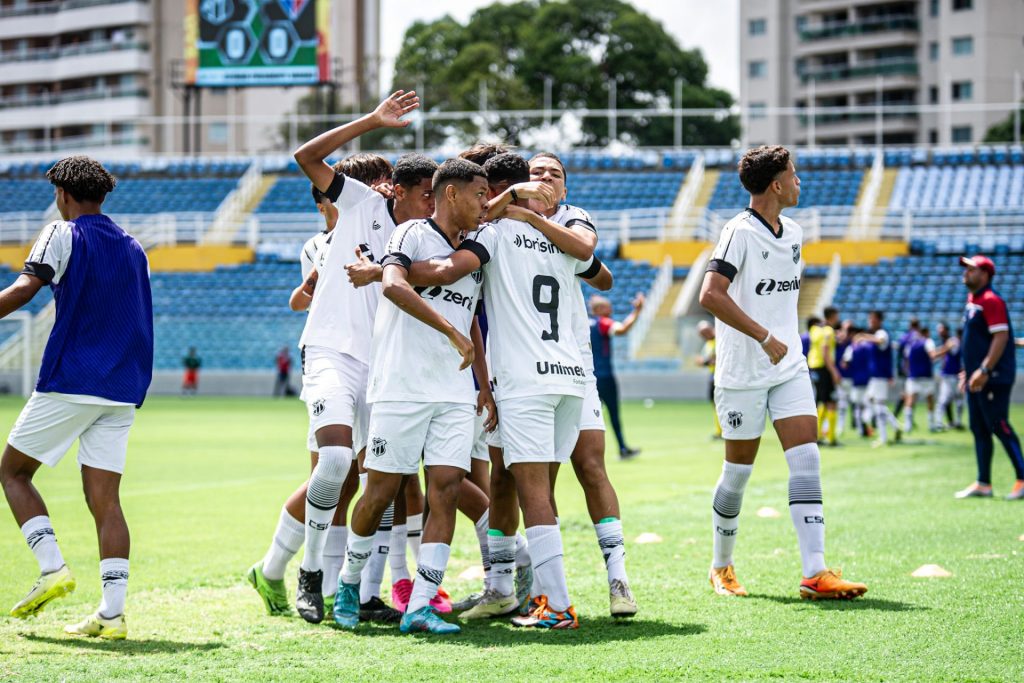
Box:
[838,378,853,400]
[302,346,369,455]
[905,377,935,398]
[866,378,893,403]
[850,385,867,405]
[8,392,135,474]
[579,381,605,432]
[938,375,960,405]
[365,401,474,474]
[714,369,817,441]
[499,394,582,467]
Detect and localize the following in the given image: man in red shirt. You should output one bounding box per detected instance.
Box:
[274,346,292,397]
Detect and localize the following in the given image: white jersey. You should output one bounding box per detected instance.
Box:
[550,204,600,373]
[708,208,805,390]
[367,219,482,405]
[300,230,331,281]
[298,174,396,363]
[461,218,587,400]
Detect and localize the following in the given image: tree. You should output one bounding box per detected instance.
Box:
[390,0,738,147]
[983,106,1023,143]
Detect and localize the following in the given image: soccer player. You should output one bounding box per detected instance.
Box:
[807,307,841,446]
[902,326,938,433]
[697,320,722,439]
[333,158,492,634]
[406,153,598,629]
[931,322,965,430]
[835,319,854,436]
[698,145,866,600]
[864,310,902,447]
[182,347,201,395]
[0,156,153,639]
[841,328,874,438]
[589,293,644,459]
[955,255,1024,500]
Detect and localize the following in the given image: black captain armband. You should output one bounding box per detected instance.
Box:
[579,256,603,280]
[324,173,346,203]
[706,259,737,282]
[457,240,490,266]
[380,253,412,271]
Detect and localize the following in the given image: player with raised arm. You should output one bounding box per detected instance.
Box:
[699,146,867,601]
[405,153,599,629]
[0,157,153,639]
[333,158,494,634]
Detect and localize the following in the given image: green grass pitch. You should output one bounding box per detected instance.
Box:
[1,396,1022,682]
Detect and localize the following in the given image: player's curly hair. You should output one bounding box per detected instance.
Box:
[45,156,116,203]
[393,153,439,188]
[738,145,790,195]
[529,152,567,181]
[483,152,529,187]
[335,153,393,186]
[432,158,487,193]
[459,141,512,166]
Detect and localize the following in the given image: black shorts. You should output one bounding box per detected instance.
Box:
[810,368,837,403]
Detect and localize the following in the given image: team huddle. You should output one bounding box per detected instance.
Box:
[1,93,870,642]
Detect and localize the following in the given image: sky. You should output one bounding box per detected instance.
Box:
[378,0,740,97]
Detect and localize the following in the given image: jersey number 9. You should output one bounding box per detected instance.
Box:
[532,275,560,342]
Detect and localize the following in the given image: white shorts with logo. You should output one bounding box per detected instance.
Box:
[499,394,583,467]
[302,346,369,456]
[905,377,935,398]
[866,377,893,403]
[579,380,605,432]
[365,401,474,474]
[8,392,135,474]
[714,369,817,441]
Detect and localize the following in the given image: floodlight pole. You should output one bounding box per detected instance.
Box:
[674,77,684,148]
[808,77,816,148]
[608,79,617,142]
[544,77,553,126]
[1014,70,1021,146]
[416,80,426,152]
[875,75,883,147]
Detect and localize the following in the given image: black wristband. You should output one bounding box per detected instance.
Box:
[510,188,519,203]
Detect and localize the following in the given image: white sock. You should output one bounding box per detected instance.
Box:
[322,526,347,595]
[302,446,352,572]
[785,443,827,578]
[487,532,516,596]
[360,505,392,604]
[262,508,305,581]
[21,515,64,574]
[874,403,889,442]
[526,524,571,612]
[594,518,628,583]
[98,558,129,619]
[530,517,557,599]
[406,513,423,558]
[474,510,491,590]
[903,404,914,433]
[408,543,450,614]
[712,461,753,569]
[339,531,373,586]
[389,524,411,583]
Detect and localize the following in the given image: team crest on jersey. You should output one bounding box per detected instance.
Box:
[593,409,601,417]
[372,220,381,231]
[792,244,800,263]
[726,411,743,429]
[761,250,769,260]
[311,399,325,417]
[371,437,387,457]
[471,269,483,284]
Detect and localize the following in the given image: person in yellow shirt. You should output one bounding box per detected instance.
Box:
[808,307,842,446]
[696,321,721,438]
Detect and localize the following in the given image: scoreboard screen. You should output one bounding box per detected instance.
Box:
[184,0,330,87]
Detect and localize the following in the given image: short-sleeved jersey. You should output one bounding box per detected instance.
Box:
[706,208,805,390]
[298,174,396,363]
[940,336,962,376]
[868,328,894,379]
[367,219,483,405]
[300,229,331,281]
[904,333,936,379]
[552,204,599,371]
[459,218,587,400]
[963,285,1015,384]
[807,324,835,369]
[590,316,615,378]
[24,220,74,285]
[844,341,873,387]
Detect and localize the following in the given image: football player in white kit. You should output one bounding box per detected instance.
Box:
[333,158,493,634]
[406,153,594,629]
[699,146,867,601]
[288,90,428,624]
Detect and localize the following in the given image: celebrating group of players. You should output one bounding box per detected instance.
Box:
[243,92,869,636]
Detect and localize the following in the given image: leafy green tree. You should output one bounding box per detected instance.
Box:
[390,0,737,147]
[983,106,1023,143]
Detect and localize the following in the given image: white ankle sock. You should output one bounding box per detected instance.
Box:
[98,558,129,619]
[360,506,392,604]
[487,532,516,596]
[21,515,64,575]
[594,518,628,583]
[712,461,753,569]
[526,524,571,612]
[321,525,347,595]
[408,543,450,614]
[785,443,827,577]
[406,513,423,558]
[262,508,305,581]
[474,510,491,589]
[389,524,411,583]
[339,531,373,586]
